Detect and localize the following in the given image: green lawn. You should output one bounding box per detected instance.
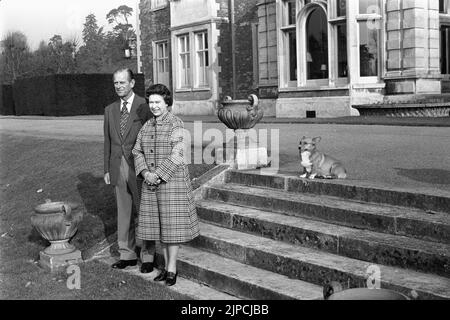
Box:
[0,133,213,300]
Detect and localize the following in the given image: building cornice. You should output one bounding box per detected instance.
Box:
[170,18,228,32]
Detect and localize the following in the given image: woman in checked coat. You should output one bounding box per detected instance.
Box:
[132,84,199,286]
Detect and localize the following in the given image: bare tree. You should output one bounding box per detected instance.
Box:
[0,31,33,83]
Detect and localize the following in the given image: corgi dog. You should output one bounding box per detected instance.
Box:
[299,136,347,179]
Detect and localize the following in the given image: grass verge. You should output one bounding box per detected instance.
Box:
[0,133,214,299]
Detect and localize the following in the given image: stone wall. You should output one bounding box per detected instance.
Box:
[234,0,259,99]
[139,0,171,89]
[384,0,441,94]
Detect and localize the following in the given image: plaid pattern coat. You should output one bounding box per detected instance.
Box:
[132,111,199,243]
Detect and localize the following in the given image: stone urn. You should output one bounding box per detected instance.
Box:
[216,94,268,170]
[31,201,83,270]
[217,94,263,130]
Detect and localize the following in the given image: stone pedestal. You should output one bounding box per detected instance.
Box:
[31,201,84,272]
[234,129,268,170]
[39,249,82,272]
[215,129,268,170]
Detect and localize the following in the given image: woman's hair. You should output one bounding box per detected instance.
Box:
[145,83,173,106]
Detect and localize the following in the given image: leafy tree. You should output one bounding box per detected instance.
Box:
[30,40,53,75]
[103,5,137,71]
[0,31,33,83]
[106,5,134,40]
[47,35,78,74]
[106,5,136,55]
[77,14,108,73]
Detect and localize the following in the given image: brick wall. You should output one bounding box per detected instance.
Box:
[234,0,259,99]
[139,0,171,90]
[139,0,262,103]
[216,0,259,100]
[216,0,232,100]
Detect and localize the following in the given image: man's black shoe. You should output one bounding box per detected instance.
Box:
[111,259,137,269]
[140,262,154,273]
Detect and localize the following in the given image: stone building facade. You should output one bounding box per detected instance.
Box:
[137,0,450,117]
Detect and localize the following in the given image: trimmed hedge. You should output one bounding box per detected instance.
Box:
[0,85,15,115]
[12,73,145,116]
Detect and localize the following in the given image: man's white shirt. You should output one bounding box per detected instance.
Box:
[120,92,135,113]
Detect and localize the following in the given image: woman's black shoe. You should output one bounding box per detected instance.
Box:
[154,269,168,281]
[165,272,178,286]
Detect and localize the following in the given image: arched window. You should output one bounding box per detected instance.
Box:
[306,8,328,79]
[279,0,348,88]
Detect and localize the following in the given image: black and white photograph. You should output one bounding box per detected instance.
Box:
[0,0,449,311]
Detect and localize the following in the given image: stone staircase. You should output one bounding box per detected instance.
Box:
[155,169,450,300]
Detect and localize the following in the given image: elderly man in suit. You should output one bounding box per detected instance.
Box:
[104,68,155,273]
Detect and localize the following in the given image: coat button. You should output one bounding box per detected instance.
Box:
[150,163,155,167]
[150,149,154,153]
[150,135,154,139]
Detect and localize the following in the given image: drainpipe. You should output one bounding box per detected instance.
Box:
[135,0,142,73]
[229,0,236,99]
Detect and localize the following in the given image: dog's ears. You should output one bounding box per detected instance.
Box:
[313,136,321,143]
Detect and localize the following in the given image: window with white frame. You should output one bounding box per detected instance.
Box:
[442,26,450,74]
[281,0,297,87]
[333,0,348,78]
[177,34,191,88]
[440,0,450,75]
[153,41,169,87]
[175,30,210,90]
[357,0,381,78]
[150,0,168,10]
[440,0,447,13]
[306,7,328,80]
[195,31,209,87]
[336,0,346,17]
[280,0,348,88]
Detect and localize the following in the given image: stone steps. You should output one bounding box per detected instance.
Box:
[225,170,450,214]
[97,256,239,300]
[203,182,450,245]
[196,200,450,277]
[190,222,450,300]
[154,245,323,300]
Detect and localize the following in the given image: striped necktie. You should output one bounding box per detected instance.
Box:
[120,101,129,137]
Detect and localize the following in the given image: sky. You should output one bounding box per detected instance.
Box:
[0,0,139,50]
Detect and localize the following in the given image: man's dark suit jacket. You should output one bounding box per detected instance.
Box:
[104,94,153,186]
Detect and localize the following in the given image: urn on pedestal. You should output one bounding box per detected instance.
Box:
[31,200,83,271]
[217,94,263,130]
[216,94,268,170]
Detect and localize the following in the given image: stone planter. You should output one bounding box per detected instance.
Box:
[217,94,263,130]
[216,94,268,170]
[31,201,83,271]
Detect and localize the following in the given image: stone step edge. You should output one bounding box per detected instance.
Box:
[155,244,323,300]
[193,222,450,300]
[196,200,450,277]
[96,256,239,300]
[225,170,450,214]
[204,183,450,245]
